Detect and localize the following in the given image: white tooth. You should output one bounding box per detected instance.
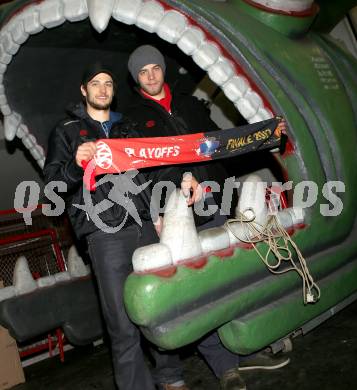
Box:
[136,0,165,33]
[192,41,220,71]
[30,146,44,161]
[0,95,11,116]
[63,0,88,22]
[225,177,269,245]
[23,8,44,34]
[157,10,187,44]
[22,133,37,149]
[222,75,249,102]
[13,256,37,295]
[248,114,264,123]
[244,89,263,111]
[224,222,244,246]
[86,0,114,33]
[177,26,205,55]
[4,112,22,141]
[0,31,20,55]
[37,158,45,169]
[257,107,274,120]
[276,207,305,229]
[248,107,274,124]
[1,105,11,116]
[0,286,16,302]
[0,42,12,65]
[236,174,268,227]
[132,243,173,272]
[235,89,263,120]
[199,227,230,253]
[0,95,6,106]
[11,21,28,44]
[208,58,235,86]
[37,275,56,288]
[235,98,259,120]
[6,18,29,45]
[37,144,45,157]
[251,0,313,13]
[67,245,90,277]
[112,0,143,25]
[54,271,71,282]
[39,0,65,29]
[16,124,29,139]
[160,189,202,263]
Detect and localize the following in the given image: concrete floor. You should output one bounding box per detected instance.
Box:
[14,299,357,390]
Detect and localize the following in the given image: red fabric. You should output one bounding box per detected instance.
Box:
[82,133,208,191]
[140,83,172,113]
[81,160,97,191]
[94,133,208,175]
[145,120,156,128]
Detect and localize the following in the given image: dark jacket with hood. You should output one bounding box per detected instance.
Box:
[43,103,151,239]
[125,89,230,208]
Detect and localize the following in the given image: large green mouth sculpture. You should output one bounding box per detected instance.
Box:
[0,0,356,354]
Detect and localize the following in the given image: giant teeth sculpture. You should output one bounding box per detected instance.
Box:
[226,174,269,245]
[132,189,203,272]
[198,227,230,254]
[87,0,115,33]
[0,245,90,303]
[160,190,203,263]
[13,255,37,294]
[225,175,305,245]
[0,0,277,166]
[132,176,306,272]
[67,244,91,278]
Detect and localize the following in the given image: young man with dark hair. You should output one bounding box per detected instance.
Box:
[44,63,190,390]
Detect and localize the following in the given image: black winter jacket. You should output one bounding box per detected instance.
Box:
[43,103,151,239]
[125,90,230,207]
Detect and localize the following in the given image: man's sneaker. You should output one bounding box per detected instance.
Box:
[239,350,290,371]
[220,367,247,390]
[158,383,190,390]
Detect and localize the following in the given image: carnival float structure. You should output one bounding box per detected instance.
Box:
[0,0,356,359]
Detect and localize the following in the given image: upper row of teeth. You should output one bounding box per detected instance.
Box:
[250,0,313,13]
[0,0,273,168]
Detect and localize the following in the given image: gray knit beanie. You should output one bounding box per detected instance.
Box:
[128,45,166,83]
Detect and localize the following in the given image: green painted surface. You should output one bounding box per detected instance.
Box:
[218,261,357,354]
[126,230,357,350]
[0,0,31,26]
[231,0,318,37]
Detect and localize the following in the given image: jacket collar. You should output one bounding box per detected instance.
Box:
[67,102,123,124]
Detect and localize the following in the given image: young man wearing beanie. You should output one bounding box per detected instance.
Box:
[44,63,190,390]
[126,45,290,390]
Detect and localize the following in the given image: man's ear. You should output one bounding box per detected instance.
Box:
[80,84,87,97]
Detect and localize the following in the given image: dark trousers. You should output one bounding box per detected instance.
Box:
[87,221,183,390]
[196,197,240,377]
[87,214,240,389]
